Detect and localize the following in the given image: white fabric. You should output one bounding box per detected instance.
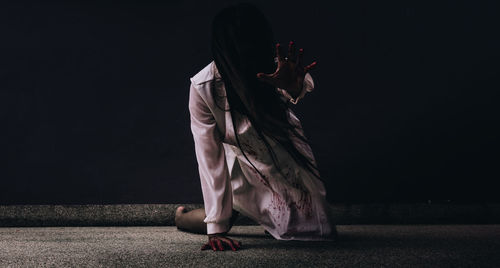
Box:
[188,61,337,240]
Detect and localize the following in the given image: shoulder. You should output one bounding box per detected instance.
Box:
[190,60,217,86]
[188,61,220,111]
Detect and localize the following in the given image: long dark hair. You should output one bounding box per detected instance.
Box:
[210,3,324,184]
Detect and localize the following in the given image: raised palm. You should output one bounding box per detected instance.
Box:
[256,41,317,99]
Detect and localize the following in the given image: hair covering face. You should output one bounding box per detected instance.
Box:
[210,3,324,183]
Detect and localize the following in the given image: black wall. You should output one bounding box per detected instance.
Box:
[1,0,498,205]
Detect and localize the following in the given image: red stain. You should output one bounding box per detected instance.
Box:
[238,124,317,232]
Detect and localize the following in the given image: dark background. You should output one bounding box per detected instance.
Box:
[1,0,498,205]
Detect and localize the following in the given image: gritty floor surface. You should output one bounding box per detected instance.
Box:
[0,225,499,267]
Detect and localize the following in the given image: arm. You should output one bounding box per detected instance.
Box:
[277,72,315,105]
[188,82,233,235]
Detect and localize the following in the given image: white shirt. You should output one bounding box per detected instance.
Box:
[188,61,337,240]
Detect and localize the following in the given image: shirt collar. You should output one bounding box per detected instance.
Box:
[212,62,222,80]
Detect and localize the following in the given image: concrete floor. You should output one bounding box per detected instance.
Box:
[1,225,499,267]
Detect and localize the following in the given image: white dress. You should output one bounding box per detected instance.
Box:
[188,61,337,241]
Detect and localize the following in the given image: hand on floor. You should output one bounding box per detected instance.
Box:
[201,233,242,251]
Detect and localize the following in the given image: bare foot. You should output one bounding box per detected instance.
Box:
[175,206,187,226]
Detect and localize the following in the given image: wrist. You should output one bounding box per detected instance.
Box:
[206,221,230,235]
[208,232,227,238]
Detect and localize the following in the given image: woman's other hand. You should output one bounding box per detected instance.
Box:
[256,41,317,99]
[201,232,242,251]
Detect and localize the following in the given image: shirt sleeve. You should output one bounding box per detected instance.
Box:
[188,82,233,235]
[276,72,315,105]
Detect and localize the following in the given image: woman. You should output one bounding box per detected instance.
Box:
[175,3,338,251]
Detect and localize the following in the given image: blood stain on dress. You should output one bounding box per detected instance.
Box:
[289,177,314,219]
[269,188,287,215]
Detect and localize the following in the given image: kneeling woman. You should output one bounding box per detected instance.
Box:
[176,3,337,251]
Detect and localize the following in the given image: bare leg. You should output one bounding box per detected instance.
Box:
[175,206,239,235]
[175,206,207,234]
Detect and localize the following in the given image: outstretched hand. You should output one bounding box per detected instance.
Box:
[256,41,317,99]
[201,232,242,251]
